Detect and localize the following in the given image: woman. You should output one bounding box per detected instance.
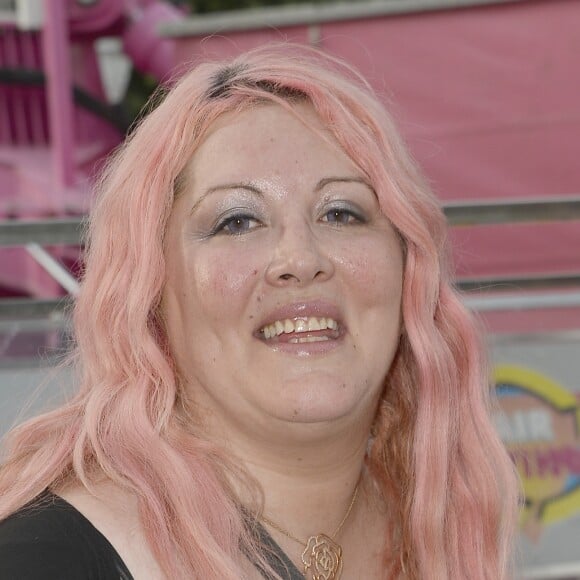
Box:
[0,45,518,579]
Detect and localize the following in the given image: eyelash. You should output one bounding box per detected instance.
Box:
[212,213,261,236]
[321,206,366,225]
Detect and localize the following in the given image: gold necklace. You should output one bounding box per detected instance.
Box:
[260,483,359,580]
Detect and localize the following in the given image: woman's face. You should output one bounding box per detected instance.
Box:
[162,103,404,438]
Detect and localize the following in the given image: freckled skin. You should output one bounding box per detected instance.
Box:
[162,103,404,441]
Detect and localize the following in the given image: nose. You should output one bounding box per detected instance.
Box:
[265,221,334,287]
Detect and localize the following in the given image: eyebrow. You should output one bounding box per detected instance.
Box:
[189,182,263,215]
[189,176,372,214]
[314,176,372,192]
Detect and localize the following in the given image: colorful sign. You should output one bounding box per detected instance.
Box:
[494,365,580,543]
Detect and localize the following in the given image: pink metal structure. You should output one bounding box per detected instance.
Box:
[0,0,182,296]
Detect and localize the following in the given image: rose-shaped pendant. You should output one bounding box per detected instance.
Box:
[301,533,343,580]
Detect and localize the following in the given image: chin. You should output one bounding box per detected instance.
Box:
[266,379,372,425]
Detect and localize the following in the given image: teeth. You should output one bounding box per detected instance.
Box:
[289,336,330,343]
[295,319,307,333]
[261,317,339,340]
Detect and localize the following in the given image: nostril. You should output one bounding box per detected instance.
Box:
[279,273,296,281]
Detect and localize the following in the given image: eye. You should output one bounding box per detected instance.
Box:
[215,214,261,236]
[321,207,364,226]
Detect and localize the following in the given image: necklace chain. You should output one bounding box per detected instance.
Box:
[260,482,360,547]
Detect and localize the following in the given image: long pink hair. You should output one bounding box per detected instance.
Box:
[0,45,518,579]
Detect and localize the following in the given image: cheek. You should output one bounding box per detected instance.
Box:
[164,247,264,368]
[333,236,403,305]
[186,247,263,318]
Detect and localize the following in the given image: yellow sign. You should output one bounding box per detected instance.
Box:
[494,365,580,542]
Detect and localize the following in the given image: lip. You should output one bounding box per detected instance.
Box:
[254,299,346,355]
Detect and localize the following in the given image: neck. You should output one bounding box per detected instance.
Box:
[222,419,372,541]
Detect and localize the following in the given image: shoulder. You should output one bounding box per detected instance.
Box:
[0,492,133,579]
[59,483,164,580]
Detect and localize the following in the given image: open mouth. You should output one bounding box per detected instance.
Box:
[259,316,340,343]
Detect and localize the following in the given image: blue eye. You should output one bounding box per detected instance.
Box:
[322,208,363,225]
[215,214,260,235]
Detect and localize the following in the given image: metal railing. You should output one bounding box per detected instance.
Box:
[444,196,580,226]
[160,0,528,37]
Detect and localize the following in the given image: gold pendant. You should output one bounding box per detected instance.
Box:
[301,533,343,580]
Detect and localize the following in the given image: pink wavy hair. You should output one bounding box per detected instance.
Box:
[0,44,518,579]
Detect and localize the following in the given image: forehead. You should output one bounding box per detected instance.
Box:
[182,102,361,189]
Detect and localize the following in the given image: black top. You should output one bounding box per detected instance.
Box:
[0,492,303,580]
[0,492,132,579]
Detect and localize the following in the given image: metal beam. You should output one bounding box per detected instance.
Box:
[521,561,580,579]
[160,0,526,37]
[43,0,76,188]
[25,243,80,295]
[456,273,580,293]
[463,290,580,312]
[445,196,580,226]
[0,317,69,333]
[0,218,84,246]
[0,297,72,318]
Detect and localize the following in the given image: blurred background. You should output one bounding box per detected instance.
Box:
[0,0,579,577]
